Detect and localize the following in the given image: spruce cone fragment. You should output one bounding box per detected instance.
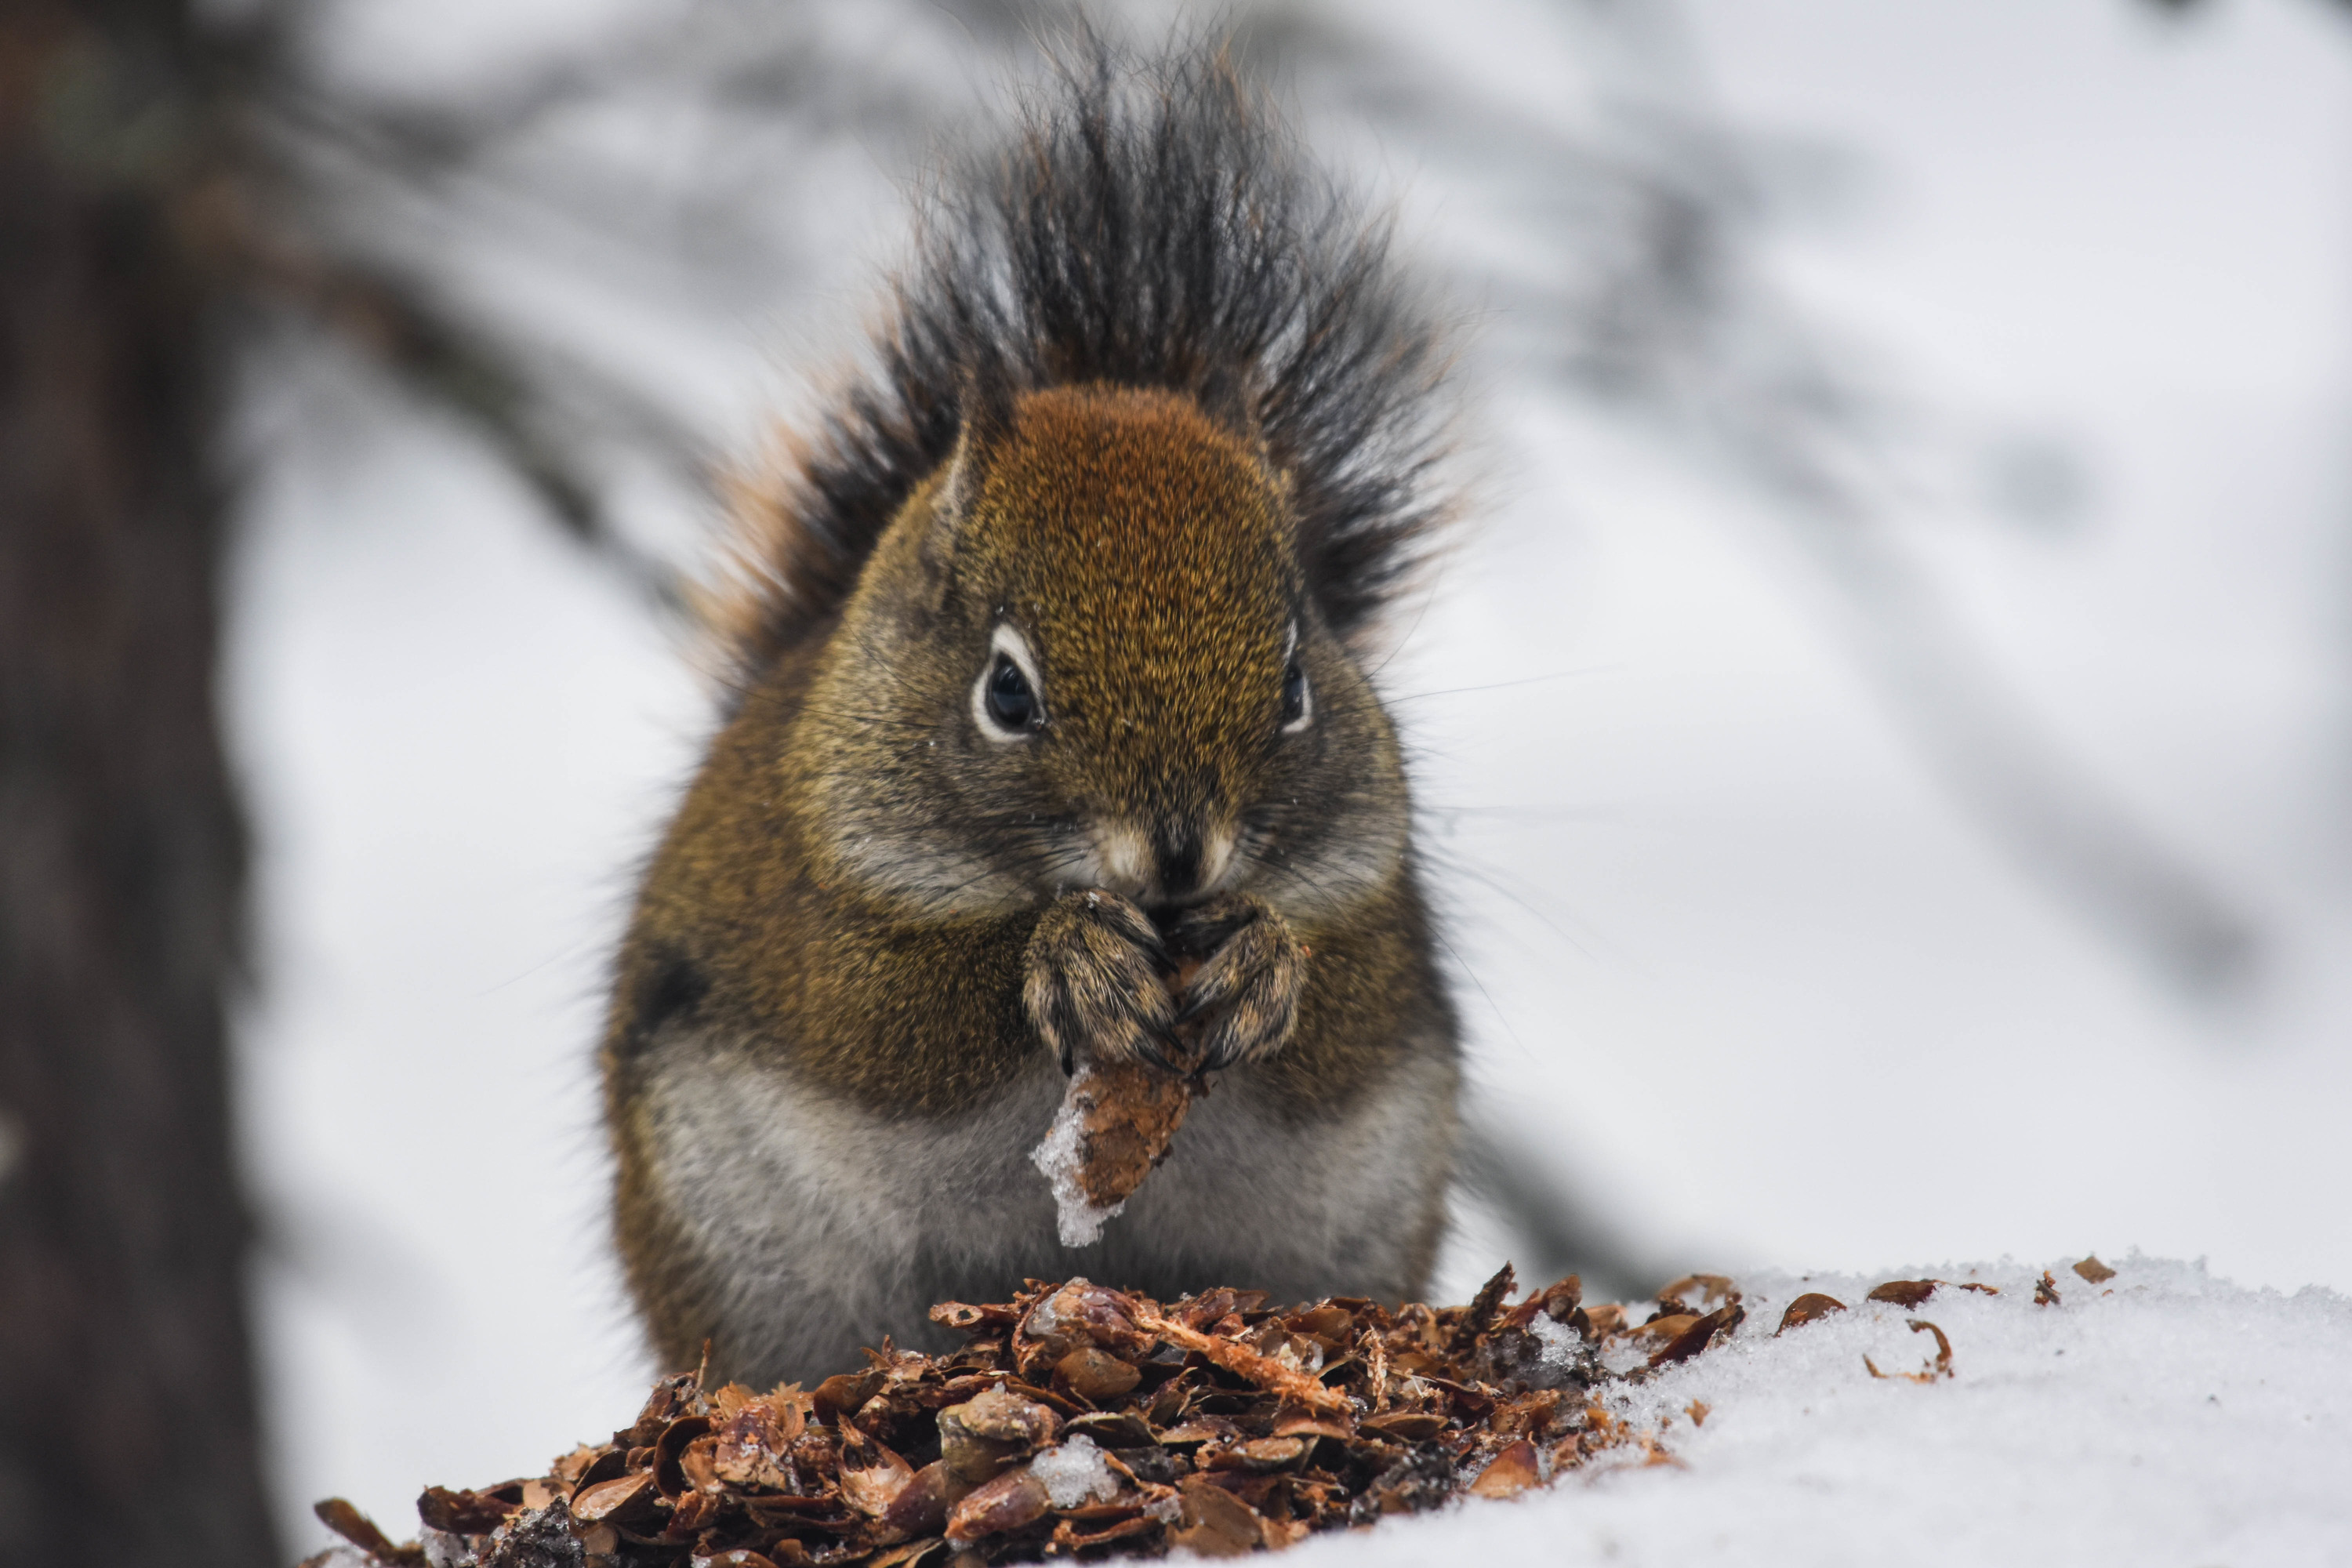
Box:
[1030,1057,1197,1243]
[1029,960,1209,1246]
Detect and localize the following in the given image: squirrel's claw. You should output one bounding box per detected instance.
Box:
[1025,888,1180,1073]
[1170,892,1307,1068]
[1131,1027,1189,1076]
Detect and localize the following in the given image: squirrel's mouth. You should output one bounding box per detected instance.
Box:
[1080,816,1238,910]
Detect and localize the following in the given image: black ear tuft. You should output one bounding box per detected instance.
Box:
[956,365,1018,464]
[718,27,1457,681]
[1191,361,1260,443]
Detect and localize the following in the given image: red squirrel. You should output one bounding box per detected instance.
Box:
[602,38,1463,1385]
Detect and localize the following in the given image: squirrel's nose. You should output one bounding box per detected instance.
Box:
[1152,826,1204,904]
[1090,816,1235,906]
[1149,821,1236,907]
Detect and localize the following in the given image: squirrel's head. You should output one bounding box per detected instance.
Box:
[791,383,1409,918]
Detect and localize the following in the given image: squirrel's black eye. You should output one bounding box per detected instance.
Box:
[971,626,1045,742]
[984,655,1037,733]
[1279,656,1312,732]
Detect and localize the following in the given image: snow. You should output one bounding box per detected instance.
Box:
[1528,1311,1583,1371]
[1292,1257,2352,1566]
[1030,1435,1121,1509]
[1030,1075,1125,1247]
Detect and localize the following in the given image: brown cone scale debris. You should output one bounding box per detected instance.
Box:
[307,1267,1762,1566]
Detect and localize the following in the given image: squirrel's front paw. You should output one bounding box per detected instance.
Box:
[1025,890,1181,1074]
[1165,893,1307,1069]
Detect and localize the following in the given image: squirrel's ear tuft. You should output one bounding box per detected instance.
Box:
[927,435,984,574]
[959,366,1017,457]
[928,372,1015,568]
[1192,363,1263,450]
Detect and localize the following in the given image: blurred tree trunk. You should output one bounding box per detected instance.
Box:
[0,1,278,1563]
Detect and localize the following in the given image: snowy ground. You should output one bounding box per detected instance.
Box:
[234,0,2352,1555]
[1307,1258,2352,1566]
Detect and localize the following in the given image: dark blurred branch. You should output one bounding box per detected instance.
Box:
[1764,445,2257,988]
[194,3,1054,615]
[207,182,694,609]
[1,2,278,1561]
[2144,0,2352,14]
[1258,0,2259,993]
[1454,1097,1674,1302]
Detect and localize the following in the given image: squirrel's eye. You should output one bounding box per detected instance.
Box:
[982,654,1038,735]
[1279,657,1312,733]
[971,624,1044,742]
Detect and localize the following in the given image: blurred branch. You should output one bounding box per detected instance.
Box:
[1454,1096,1675,1302]
[1256,0,2259,993]
[198,2,1059,613]
[212,0,2270,987]
[2143,0,2352,14]
[193,166,693,608]
[1760,437,2257,988]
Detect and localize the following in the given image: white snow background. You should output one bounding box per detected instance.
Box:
[230,0,2352,1557]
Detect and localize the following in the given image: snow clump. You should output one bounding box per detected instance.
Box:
[1029,1092,1122,1247]
[1030,1434,1120,1508]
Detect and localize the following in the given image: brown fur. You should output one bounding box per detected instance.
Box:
[604,387,1458,1381]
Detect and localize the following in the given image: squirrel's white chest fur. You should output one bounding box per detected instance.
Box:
[631,1026,1457,1380]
